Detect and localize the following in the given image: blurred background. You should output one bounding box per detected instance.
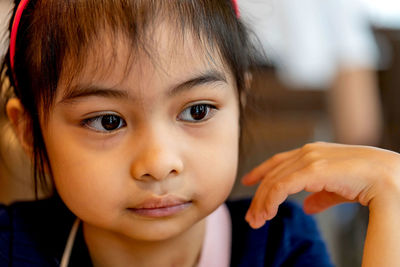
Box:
[1,0,400,266]
[230,0,400,266]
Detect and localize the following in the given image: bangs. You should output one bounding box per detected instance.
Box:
[16,0,247,118]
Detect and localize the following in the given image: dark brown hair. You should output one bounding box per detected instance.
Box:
[1,0,257,195]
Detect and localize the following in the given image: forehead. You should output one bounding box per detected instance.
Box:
[58,23,232,97]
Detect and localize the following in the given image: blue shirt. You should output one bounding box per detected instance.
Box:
[227,199,333,266]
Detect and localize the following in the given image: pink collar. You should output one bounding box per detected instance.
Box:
[198,204,232,267]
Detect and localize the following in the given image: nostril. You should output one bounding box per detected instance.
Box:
[130,151,183,181]
[135,169,180,182]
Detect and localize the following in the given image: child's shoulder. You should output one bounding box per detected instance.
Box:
[226,198,333,267]
[0,197,75,266]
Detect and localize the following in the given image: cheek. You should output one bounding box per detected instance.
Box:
[44,129,126,220]
[189,112,239,208]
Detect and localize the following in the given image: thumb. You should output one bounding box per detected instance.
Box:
[303,191,354,214]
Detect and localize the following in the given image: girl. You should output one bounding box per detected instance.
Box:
[1,0,399,266]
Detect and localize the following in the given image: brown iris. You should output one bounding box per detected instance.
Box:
[190,105,208,121]
[101,115,121,131]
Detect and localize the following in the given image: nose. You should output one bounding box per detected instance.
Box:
[130,129,183,181]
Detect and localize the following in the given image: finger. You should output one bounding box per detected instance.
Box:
[246,156,341,228]
[246,162,311,228]
[241,148,300,186]
[247,177,308,229]
[303,191,356,214]
[245,149,322,228]
[245,177,270,228]
[262,171,311,220]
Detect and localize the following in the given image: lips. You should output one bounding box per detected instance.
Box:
[129,196,192,218]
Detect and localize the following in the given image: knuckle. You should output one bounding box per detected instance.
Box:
[305,159,325,172]
[303,150,318,161]
[301,142,326,153]
[304,182,323,192]
[339,187,357,200]
[301,147,325,165]
[301,144,319,158]
[271,181,287,194]
[301,143,315,152]
[270,152,285,162]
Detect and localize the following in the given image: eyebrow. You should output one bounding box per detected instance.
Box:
[168,69,227,96]
[60,86,129,103]
[59,69,227,103]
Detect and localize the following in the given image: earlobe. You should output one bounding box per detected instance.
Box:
[6,98,34,156]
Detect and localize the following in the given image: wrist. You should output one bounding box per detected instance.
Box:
[369,171,400,211]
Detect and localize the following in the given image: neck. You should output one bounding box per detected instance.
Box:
[83,219,206,267]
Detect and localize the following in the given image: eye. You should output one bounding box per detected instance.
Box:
[83,114,126,132]
[178,104,217,122]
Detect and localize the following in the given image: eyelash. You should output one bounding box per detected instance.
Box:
[81,103,217,133]
[82,113,127,133]
[177,103,217,123]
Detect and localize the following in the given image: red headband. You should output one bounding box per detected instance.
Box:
[9,0,239,76]
[231,0,240,17]
[10,0,30,75]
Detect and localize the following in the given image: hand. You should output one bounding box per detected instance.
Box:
[242,142,400,229]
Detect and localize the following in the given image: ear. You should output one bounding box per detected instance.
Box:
[6,98,34,156]
[240,71,253,107]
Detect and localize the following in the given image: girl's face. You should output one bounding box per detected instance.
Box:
[41,26,240,241]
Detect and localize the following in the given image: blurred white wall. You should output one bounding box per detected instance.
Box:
[239,0,379,89]
[361,0,400,28]
[0,0,13,60]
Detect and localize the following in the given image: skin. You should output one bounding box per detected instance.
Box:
[8,24,239,266]
[242,142,400,267]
